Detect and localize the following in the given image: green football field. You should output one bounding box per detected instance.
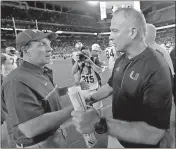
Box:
[49,58,175,148]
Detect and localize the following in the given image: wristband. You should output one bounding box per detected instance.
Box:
[94,118,107,134]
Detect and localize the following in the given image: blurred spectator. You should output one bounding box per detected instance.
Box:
[1,4,175,56]
[1,5,97,27]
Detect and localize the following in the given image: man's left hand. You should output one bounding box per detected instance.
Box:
[71,107,100,134]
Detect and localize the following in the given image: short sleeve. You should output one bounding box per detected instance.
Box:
[107,57,121,88]
[72,58,75,65]
[94,57,102,67]
[107,74,113,87]
[143,67,172,129]
[1,98,7,124]
[3,79,44,126]
[170,48,176,69]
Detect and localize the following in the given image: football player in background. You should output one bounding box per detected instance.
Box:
[1,53,17,77]
[73,46,103,113]
[72,42,83,75]
[145,23,174,76]
[91,43,108,72]
[145,23,175,148]
[105,40,121,72]
[5,47,18,69]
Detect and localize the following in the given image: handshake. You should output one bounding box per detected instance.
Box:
[68,86,99,148]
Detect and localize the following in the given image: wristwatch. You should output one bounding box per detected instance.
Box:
[94,118,107,134]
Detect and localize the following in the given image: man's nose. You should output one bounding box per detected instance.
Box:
[46,44,53,52]
[109,33,114,41]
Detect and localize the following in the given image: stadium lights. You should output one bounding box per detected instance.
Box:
[133,1,140,11]
[56,31,63,34]
[88,1,99,5]
[42,30,52,32]
[1,27,13,31]
[156,24,175,30]
[17,28,26,31]
[1,28,25,31]
[99,24,176,35]
[2,24,175,35]
[1,28,97,35]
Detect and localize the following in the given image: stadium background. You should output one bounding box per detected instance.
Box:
[1,1,175,148]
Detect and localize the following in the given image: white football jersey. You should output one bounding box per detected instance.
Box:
[2,54,17,76]
[80,66,99,91]
[8,54,18,68]
[105,46,119,70]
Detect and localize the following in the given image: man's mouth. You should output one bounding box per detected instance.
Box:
[46,53,52,57]
[46,55,51,59]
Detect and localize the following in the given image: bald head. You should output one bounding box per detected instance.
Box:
[113,8,147,39]
[145,23,156,46]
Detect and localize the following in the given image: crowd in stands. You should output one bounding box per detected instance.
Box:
[156,27,175,46]
[146,5,175,24]
[1,21,98,33]
[1,27,174,56]
[52,36,109,54]
[1,4,97,28]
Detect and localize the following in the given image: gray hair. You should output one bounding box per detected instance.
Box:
[113,8,147,39]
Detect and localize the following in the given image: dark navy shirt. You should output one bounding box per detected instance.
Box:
[108,47,172,148]
[1,61,62,146]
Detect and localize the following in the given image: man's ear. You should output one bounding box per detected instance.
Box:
[129,27,137,39]
[21,46,31,57]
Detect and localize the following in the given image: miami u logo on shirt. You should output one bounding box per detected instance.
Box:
[130,71,139,81]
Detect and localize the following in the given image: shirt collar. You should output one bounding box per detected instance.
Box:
[125,47,149,61]
[21,61,49,74]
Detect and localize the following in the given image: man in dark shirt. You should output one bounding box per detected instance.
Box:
[71,8,172,148]
[170,46,176,104]
[1,29,73,148]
